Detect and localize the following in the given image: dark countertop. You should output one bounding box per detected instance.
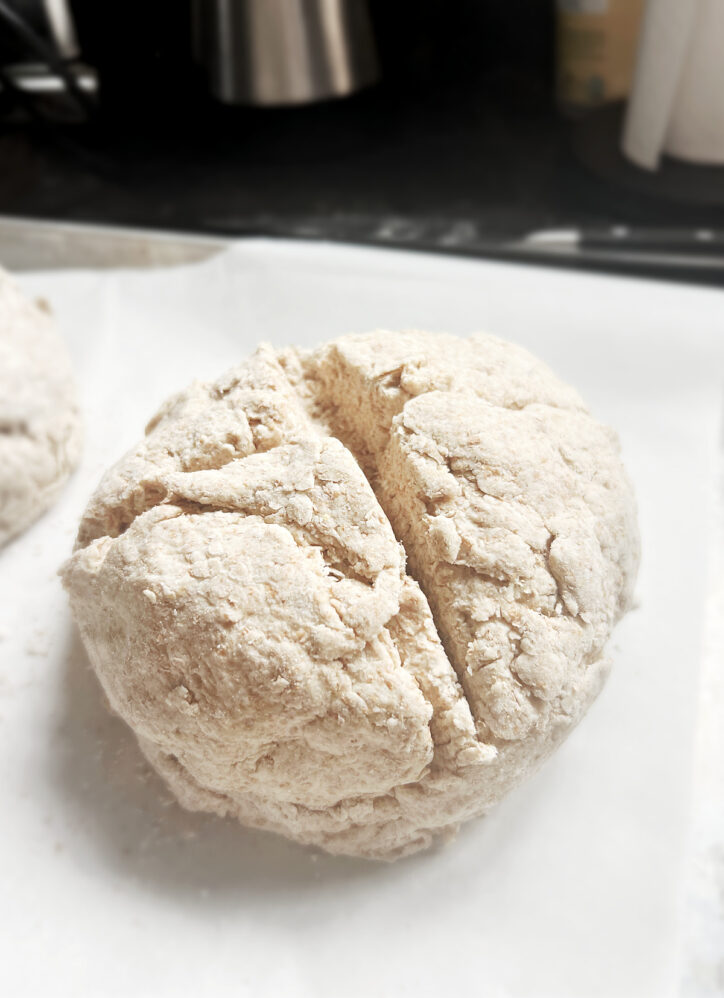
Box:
[1,44,724,285]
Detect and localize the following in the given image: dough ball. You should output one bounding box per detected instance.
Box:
[62,333,639,859]
[0,268,82,546]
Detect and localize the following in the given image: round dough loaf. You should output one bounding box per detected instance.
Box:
[1,268,82,546]
[62,332,639,859]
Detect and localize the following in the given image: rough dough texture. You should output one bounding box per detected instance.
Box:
[62,332,639,859]
[1,268,82,546]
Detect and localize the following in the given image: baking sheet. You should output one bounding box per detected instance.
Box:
[1,240,723,998]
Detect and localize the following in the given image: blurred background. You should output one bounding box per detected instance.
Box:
[0,0,723,284]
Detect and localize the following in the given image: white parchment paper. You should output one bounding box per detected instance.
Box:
[1,241,722,998]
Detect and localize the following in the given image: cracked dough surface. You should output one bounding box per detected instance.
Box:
[62,332,639,859]
[0,267,82,547]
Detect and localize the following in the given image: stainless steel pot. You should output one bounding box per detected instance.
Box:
[192,0,380,106]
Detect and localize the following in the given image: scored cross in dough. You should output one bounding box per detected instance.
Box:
[62,332,639,859]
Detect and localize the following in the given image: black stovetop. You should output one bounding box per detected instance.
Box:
[2,0,723,286]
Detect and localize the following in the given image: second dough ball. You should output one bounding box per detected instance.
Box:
[1,267,81,546]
